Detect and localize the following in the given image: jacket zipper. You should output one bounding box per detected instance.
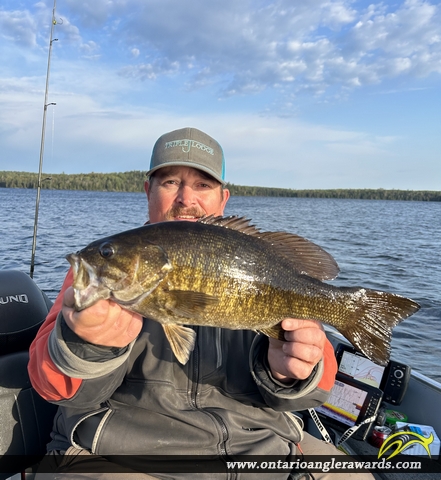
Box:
[215,328,223,368]
[189,327,233,478]
[189,336,199,410]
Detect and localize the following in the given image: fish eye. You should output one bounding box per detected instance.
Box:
[99,243,114,259]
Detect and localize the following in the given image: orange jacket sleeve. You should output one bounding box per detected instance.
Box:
[317,338,337,392]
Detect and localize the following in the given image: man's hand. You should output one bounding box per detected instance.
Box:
[62,286,143,347]
[267,318,326,383]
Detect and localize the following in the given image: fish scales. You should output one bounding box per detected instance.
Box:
[143,227,362,327]
[139,226,333,326]
[67,215,420,365]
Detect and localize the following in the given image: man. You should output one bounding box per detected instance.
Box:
[29,127,374,479]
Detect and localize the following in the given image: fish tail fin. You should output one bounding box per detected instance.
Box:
[337,288,420,366]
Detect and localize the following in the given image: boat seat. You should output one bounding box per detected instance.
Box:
[0,270,57,480]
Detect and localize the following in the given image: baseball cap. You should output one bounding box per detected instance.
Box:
[147,127,226,185]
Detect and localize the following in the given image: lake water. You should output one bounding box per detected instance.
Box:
[1,188,440,382]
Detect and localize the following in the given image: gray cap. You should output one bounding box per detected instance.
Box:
[147,127,226,184]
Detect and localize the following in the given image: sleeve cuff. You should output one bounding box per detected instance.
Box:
[60,315,129,362]
[48,311,135,380]
[249,334,324,399]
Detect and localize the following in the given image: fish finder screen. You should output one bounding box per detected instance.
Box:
[338,349,386,388]
[316,379,368,427]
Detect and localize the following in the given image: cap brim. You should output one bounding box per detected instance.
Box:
[146,162,226,185]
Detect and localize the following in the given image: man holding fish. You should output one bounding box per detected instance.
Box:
[30,127,380,478]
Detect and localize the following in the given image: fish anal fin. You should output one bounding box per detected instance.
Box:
[259,323,285,341]
[163,324,196,365]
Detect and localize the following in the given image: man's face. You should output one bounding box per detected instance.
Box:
[145,166,230,223]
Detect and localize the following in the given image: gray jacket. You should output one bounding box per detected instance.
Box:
[46,313,330,477]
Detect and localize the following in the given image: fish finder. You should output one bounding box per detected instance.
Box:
[335,343,386,388]
[314,342,411,441]
[335,343,411,405]
[315,372,384,440]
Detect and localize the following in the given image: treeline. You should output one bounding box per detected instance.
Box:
[1,170,440,202]
[0,171,145,193]
[227,184,441,201]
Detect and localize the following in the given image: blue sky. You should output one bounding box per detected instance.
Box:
[1,0,440,189]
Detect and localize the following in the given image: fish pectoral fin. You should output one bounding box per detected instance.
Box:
[167,290,219,318]
[258,323,285,341]
[163,324,196,365]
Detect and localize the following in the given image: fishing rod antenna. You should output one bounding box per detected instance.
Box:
[30,0,58,279]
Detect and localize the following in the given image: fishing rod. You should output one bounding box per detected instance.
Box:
[30,0,58,278]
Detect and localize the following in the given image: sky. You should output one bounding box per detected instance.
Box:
[1,0,440,190]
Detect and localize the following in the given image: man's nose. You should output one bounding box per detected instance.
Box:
[176,184,196,205]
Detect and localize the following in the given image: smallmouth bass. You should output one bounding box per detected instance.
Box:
[66,216,420,365]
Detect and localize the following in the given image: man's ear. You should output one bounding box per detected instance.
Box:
[144,180,150,199]
[221,188,230,212]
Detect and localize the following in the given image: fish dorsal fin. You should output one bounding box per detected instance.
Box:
[198,215,339,281]
[256,231,339,280]
[198,215,261,235]
[162,324,196,365]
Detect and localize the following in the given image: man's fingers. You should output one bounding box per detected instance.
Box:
[284,327,326,347]
[281,356,315,381]
[62,293,143,348]
[283,341,323,365]
[268,318,327,381]
[281,318,323,332]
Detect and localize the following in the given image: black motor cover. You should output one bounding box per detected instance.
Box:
[0,270,53,354]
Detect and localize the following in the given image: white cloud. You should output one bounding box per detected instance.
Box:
[347,1,441,81]
[0,9,38,47]
[62,0,118,28]
[98,0,441,98]
[3,0,440,101]
[80,40,100,56]
[119,58,181,81]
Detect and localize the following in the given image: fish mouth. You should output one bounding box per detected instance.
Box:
[65,253,164,312]
[65,253,111,310]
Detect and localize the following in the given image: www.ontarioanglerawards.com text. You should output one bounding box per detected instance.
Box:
[226,457,423,474]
